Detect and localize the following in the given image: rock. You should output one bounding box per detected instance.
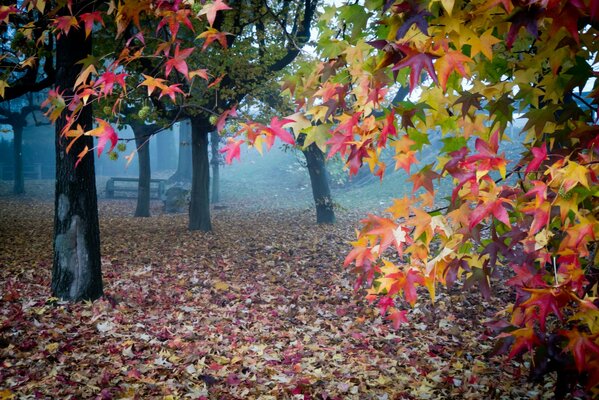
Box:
[163,186,190,213]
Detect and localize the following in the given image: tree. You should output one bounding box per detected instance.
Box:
[210,129,221,203]
[128,119,155,218]
[2,1,230,300]
[50,0,102,301]
[0,94,48,194]
[229,0,599,395]
[170,119,193,183]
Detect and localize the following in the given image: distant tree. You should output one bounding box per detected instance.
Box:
[0,94,48,194]
[170,120,193,183]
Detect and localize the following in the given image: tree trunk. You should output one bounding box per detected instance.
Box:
[189,116,212,231]
[133,124,151,217]
[169,119,192,182]
[13,123,24,195]
[210,130,220,204]
[303,143,335,224]
[52,3,103,301]
[156,127,177,172]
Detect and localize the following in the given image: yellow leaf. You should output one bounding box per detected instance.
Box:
[284,112,312,137]
[440,0,455,15]
[214,281,229,291]
[302,124,330,152]
[0,80,9,98]
[0,389,14,400]
[46,342,59,352]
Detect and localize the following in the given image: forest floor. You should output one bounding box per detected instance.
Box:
[0,184,561,400]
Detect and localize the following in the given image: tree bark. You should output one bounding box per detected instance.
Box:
[303,143,335,224]
[133,124,151,217]
[12,122,24,195]
[189,116,212,231]
[210,130,220,204]
[156,127,177,172]
[51,2,103,301]
[169,119,192,182]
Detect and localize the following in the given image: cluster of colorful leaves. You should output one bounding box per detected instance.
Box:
[225,0,599,395]
[0,0,230,162]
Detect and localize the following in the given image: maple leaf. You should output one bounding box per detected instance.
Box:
[138,74,167,96]
[264,117,295,146]
[198,0,232,27]
[435,50,472,92]
[164,45,194,79]
[220,138,243,164]
[215,106,237,133]
[521,288,571,331]
[388,309,409,329]
[189,69,209,80]
[409,164,439,194]
[505,5,543,49]
[87,118,118,157]
[53,15,79,38]
[158,83,184,102]
[469,198,511,229]
[392,49,439,92]
[41,88,66,122]
[453,91,484,117]
[197,28,231,50]
[0,5,17,24]
[79,11,103,38]
[95,71,128,98]
[524,143,547,174]
[504,326,541,358]
[379,111,397,148]
[363,214,400,253]
[561,328,599,373]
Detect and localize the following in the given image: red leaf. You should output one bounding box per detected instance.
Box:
[220,138,243,164]
[392,46,439,92]
[79,11,103,38]
[216,106,237,133]
[159,84,185,102]
[524,143,547,174]
[388,309,409,329]
[88,118,118,157]
[265,117,295,145]
[198,0,232,27]
[561,328,599,373]
[165,45,194,79]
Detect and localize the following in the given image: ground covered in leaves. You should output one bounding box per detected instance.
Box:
[1,194,557,399]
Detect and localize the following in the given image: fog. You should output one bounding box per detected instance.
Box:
[0,117,527,214]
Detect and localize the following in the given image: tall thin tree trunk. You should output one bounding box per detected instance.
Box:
[156,127,177,172]
[189,116,212,231]
[169,119,192,182]
[210,130,220,204]
[52,2,103,301]
[303,143,335,224]
[13,123,24,195]
[133,125,151,217]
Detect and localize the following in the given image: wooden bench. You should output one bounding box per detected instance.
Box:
[105,177,166,199]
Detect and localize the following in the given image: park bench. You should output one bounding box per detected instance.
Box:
[105,177,166,199]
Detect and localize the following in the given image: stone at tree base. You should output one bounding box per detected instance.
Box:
[163,186,190,214]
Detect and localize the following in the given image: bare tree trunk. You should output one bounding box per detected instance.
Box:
[52,1,103,301]
[13,123,24,195]
[169,119,192,182]
[303,143,335,224]
[210,130,220,204]
[156,127,177,172]
[133,124,151,217]
[189,116,212,231]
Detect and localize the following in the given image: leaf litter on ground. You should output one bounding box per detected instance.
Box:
[0,197,557,399]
